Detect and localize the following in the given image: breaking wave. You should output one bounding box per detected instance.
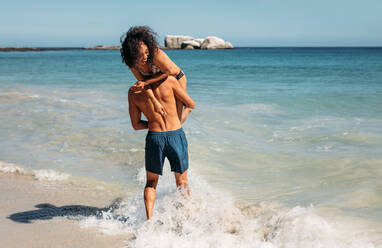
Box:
[0,161,70,181]
[79,165,378,248]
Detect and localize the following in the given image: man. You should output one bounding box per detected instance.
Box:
[128,75,195,219]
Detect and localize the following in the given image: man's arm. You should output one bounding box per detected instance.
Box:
[128,90,148,130]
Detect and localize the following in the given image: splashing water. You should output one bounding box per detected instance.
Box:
[80,165,378,248]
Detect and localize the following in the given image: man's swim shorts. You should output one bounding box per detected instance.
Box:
[145,128,189,175]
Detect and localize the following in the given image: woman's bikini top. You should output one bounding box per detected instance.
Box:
[137,63,185,80]
[136,63,161,77]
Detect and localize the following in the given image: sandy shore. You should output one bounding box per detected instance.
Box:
[0,173,128,248]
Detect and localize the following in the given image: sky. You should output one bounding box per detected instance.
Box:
[1,0,381,47]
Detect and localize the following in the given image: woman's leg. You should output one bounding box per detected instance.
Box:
[176,74,187,121]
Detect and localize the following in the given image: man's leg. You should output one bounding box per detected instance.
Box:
[144,171,159,219]
[174,170,190,196]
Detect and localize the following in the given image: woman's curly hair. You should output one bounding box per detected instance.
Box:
[120,26,159,68]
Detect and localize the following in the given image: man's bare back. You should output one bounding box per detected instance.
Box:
[128,75,195,219]
[128,76,194,131]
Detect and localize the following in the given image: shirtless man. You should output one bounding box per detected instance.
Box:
[128,76,195,219]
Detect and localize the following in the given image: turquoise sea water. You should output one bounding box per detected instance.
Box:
[1,48,381,247]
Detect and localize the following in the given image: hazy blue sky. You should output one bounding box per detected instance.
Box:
[1,0,381,47]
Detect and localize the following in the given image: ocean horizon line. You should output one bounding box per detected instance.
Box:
[1,46,382,52]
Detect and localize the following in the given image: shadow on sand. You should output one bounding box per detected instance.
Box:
[8,198,123,223]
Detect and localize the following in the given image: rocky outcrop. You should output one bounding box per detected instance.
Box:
[194,39,204,46]
[181,40,201,49]
[165,35,233,49]
[165,35,195,49]
[200,36,233,49]
[183,44,195,50]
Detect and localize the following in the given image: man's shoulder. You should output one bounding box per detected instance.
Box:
[162,76,177,87]
[128,87,136,97]
[128,86,144,94]
[156,78,177,97]
[129,88,147,103]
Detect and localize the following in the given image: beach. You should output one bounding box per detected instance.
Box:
[0,165,127,248]
[1,48,382,247]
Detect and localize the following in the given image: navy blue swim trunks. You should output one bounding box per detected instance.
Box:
[145,128,189,175]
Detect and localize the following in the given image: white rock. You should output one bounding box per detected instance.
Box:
[181,40,201,49]
[201,36,233,49]
[183,44,195,50]
[225,41,234,49]
[165,35,194,49]
[194,38,205,45]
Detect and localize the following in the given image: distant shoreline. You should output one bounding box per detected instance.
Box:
[0,45,169,52]
[0,46,120,52]
[1,46,381,52]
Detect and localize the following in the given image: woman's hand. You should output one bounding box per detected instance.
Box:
[130,81,167,117]
[130,81,145,92]
[152,98,167,117]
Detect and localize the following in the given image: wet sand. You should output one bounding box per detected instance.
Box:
[0,173,127,248]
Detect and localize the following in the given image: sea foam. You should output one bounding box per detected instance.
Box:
[0,161,70,181]
[0,161,27,174]
[32,169,70,181]
[79,165,377,248]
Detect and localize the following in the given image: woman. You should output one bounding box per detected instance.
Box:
[120,26,190,123]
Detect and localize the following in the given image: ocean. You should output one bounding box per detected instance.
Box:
[0,47,381,247]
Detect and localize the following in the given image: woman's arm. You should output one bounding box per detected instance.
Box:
[131,49,183,91]
[129,67,167,116]
[131,72,168,92]
[153,49,182,76]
